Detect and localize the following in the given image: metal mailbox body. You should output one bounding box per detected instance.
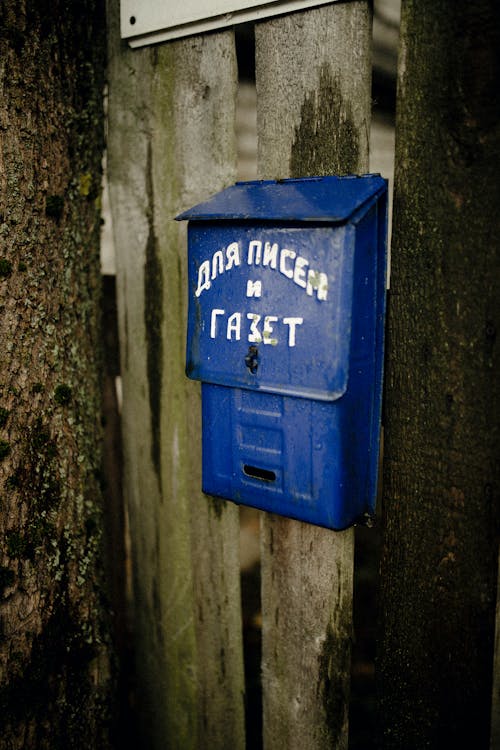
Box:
[177,175,388,530]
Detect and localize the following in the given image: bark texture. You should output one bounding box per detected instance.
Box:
[0,2,112,748]
[255,4,372,748]
[379,2,500,748]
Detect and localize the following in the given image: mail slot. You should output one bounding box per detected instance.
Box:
[177,174,388,530]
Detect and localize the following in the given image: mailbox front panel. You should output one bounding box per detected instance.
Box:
[186,223,354,401]
[201,384,361,528]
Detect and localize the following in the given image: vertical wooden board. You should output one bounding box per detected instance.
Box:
[152,38,246,750]
[261,518,355,749]
[106,16,166,749]
[107,2,245,748]
[255,4,372,748]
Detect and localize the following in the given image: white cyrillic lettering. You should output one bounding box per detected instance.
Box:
[247,313,262,343]
[306,269,329,300]
[263,242,278,269]
[317,272,328,300]
[283,317,303,347]
[225,242,240,270]
[247,240,262,266]
[279,248,296,279]
[211,250,224,280]
[246,280,262,298]
[263,316,278,345]
[195,260,211,297]
[306,269,318,296]
[226,312,241,340]
[210,308,225,338]
[293,256,308,288]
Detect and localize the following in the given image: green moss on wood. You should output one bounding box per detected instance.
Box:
[28,517,56,550]
[0,566,15,597]
[37,478,61,511]
[318,621,351,745]
[0,601,108,744]
[0,439,11,459]
[54,383,72,405]
[291,64,360,177]
[45,194,65,220]
[6,531,32,560]
[0,258,13,277]
[6,517,57,562]
[6,474,20,489]
[144,142,164,477]
[208,495,226,519]
[79,172,93,198]
[30,418,52,450]
[0,407,10,428]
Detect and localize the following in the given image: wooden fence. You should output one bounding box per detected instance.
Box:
[106,1,500,748]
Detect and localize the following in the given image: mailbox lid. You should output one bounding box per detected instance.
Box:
[177,174,386,224]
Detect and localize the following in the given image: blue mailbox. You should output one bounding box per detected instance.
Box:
[177,174,388,530]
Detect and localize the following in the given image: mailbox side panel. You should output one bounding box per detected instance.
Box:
[340,197,387,521]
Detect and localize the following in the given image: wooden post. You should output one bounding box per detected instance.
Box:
[255,4,373,748]
[107,3,245,748]
[378,2,500,747]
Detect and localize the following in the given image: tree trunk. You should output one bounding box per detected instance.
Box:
[0,2,112,748]
[378,2,500,747]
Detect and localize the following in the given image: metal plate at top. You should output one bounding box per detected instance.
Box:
[121,0,340,47]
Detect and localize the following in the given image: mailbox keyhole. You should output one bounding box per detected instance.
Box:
[245,345,259,374]
[244,464,276,483]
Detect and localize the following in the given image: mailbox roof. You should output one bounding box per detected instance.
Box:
[176,174,386,223]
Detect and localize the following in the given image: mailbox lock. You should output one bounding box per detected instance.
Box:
[244,345,259,374]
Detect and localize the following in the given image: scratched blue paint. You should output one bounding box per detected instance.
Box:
[177,174,388,530]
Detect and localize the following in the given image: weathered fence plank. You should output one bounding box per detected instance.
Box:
[255,4,373,748]
[107,3,245,747]
[378,2,500,748]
